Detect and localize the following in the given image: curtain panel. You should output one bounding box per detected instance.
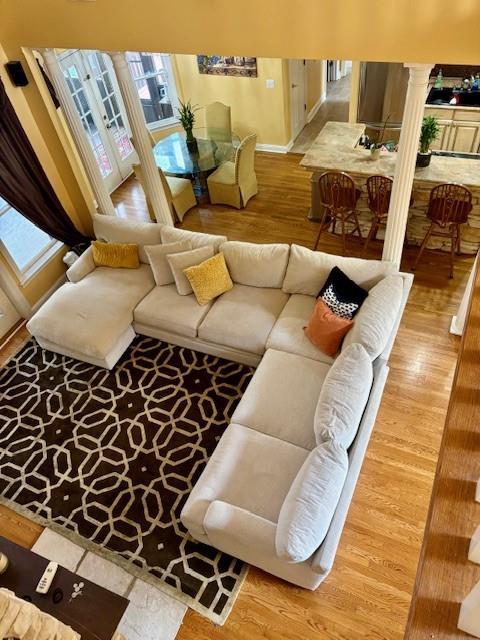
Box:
[0,77,90,246]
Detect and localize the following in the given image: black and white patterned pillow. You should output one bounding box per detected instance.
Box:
[318,267,368,320]
[321,284,359,319]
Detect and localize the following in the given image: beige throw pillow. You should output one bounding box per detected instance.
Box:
[167,246,214,295]
[145,240,192,286]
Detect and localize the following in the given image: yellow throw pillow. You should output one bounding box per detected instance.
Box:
[183,252,233,305]
[92,241,140,269]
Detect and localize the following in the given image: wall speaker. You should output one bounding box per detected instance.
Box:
[5,61,29,87]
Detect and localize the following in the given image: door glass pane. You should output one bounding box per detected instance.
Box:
[126,52,174,125]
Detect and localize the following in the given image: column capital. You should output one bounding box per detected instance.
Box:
[107,51,128,69]
[403,62,434,84]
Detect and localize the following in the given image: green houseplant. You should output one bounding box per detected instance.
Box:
[177,100,199,151]
[417,115,439,167]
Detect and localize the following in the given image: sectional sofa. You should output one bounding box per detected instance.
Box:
[27,214,413,589]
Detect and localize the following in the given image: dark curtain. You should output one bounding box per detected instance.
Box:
[36,59,60,109]
[0,78,89,246]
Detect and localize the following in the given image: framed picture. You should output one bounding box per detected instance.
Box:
[197,56,257,78]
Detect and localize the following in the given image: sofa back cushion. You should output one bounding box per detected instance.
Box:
[342,275,404,360]
[314,343,373,448]
[221,240,290,288]
[93,214,162,264]
[282,244,397,296]
[275,439,348,563]
[161,226,227,252]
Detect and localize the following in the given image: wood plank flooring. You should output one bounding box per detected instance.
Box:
[0,151,471,639]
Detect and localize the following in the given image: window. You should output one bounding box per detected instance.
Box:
[126,52,178,129]
[0,197,61,283]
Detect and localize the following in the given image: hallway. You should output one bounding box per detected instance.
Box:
[290,72,351,154]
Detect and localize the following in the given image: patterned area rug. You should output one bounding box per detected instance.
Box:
[0,337,254,624]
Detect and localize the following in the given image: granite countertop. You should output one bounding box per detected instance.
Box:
[300,121,480,189]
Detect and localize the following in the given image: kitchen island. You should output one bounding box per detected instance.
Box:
[300,122,480,254]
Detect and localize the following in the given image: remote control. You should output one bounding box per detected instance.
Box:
[35,561,58,594]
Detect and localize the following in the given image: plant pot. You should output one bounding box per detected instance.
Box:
[186,137,198,153]
[416,151,432,167]
[370,147,381,161]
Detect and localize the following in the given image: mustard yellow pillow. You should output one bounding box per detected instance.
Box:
[92,241,140,269]
[183,252,233,305]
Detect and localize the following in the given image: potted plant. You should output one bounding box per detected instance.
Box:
[369,115,391,160]
[177,100,199,152]
[417,115,439,167]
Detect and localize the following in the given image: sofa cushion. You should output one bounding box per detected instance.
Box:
[167,246,214,295]
[180,423,309,541]
[160,226,227,252]
[184,252,233,305]
[144,240,192,286]
[221,241,290,288]
[342,275,404,360]
[304,299,353,358]
[27,265,155,359]
[282,244,397,296]
[232,349,330,450]
[198,284,289,355]
[314,343,373,448]
[266,294,335,365]
[134,284,212,338]
[275,439,348,563]
[93,214,162,263]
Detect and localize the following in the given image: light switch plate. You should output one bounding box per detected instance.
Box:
[266,79,275,89]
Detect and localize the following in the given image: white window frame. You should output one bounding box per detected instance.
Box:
[0,200,63,285]
[127,53,179,131]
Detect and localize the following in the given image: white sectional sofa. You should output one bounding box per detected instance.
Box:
[26,214,413,589]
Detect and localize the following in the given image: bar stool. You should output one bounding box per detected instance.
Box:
[362,175,393,256]
[313,171,363,255]
[412,182,472,278]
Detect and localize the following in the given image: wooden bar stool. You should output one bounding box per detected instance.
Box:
[362,175,393,256]
[313,171,363,255]
[412,182,472,278]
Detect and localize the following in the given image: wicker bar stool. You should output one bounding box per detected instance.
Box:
[412,182,472,278]
[313,171,363,255]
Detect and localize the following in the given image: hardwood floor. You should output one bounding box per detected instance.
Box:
[0,151,471,639]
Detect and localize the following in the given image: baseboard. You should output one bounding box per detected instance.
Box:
[31,273,67,315]
[307,92,326,123]
[256,140,294,154]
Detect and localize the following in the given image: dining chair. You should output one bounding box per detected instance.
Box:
[412,182,472,278]
[313,171,363,255]
[133,163,197,223]
[207,133,258,209]
[362,175,393,256]
[205,101,232,141]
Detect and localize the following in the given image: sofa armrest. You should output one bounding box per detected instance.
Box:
[204,500,277,556]
[66,246,95,283]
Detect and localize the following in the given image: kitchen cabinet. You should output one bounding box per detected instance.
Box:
[424,105,480,153]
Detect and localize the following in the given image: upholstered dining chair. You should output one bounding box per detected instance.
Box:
[412,182,472,278]
[133,163,197,223]
[314,171,363,255]
[205,101,232,141]
[207,133,258,209]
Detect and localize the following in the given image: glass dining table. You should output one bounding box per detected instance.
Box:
[153,128,240,201]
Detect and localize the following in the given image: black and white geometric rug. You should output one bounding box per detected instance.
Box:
[0,337,254,624]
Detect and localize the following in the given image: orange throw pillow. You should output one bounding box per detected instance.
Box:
[304,299,353,357]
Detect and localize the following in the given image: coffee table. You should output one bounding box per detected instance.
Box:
[0,536,129,640]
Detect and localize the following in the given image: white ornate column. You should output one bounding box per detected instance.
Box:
[382,63,433,267]
[108,51,173,226]
[41,48,116,217]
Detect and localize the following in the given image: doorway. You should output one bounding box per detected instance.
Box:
[289,59,307,141]
[58,50,137,193]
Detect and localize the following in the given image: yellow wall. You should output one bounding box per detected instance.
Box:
[1,0,480,64]
[173,56,291,146]
[305,60,325,114]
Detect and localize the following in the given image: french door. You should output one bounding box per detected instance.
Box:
[59,50,137,193]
